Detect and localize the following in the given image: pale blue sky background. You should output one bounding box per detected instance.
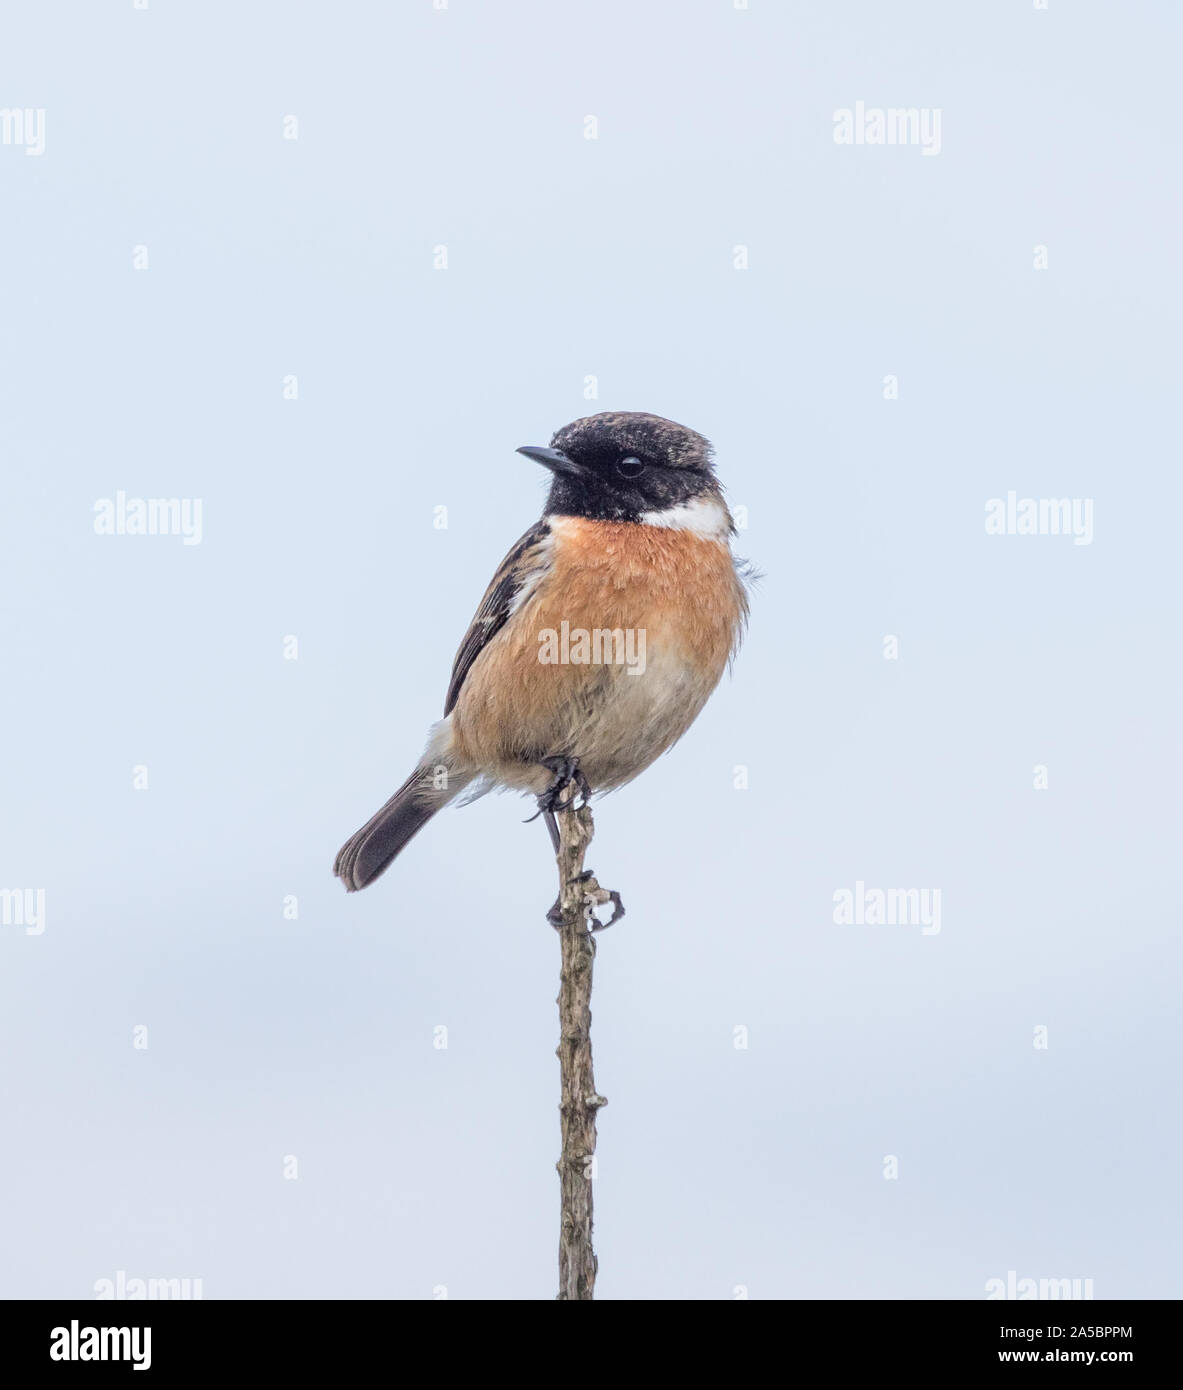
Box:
[2,0,1180,1299]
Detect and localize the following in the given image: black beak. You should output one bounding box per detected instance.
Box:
[516,445,586,478]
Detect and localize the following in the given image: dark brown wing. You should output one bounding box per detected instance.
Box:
[444,520,552,715]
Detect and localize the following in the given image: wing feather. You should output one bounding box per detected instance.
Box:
[443,520,552,715]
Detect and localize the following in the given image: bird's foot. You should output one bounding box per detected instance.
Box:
[524,755,591,822]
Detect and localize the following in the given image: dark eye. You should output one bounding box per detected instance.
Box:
[616,456,646,479]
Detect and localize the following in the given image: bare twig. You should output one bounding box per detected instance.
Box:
[550,785,622,1301]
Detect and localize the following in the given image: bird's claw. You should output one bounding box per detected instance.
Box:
[525,755,591,821]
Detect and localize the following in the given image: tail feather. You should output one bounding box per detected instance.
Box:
[334,764,470,892]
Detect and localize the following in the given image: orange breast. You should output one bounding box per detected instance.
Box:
[538,516,746,666]
[449,515,747,785]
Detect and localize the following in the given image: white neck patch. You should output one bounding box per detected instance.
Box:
[638,493,731,539]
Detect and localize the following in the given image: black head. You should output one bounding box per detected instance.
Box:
[518,412,724,524]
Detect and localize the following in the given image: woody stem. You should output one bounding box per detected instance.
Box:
[553,784,605,1300]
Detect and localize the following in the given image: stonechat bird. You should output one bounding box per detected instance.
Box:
[334,411,750,893]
